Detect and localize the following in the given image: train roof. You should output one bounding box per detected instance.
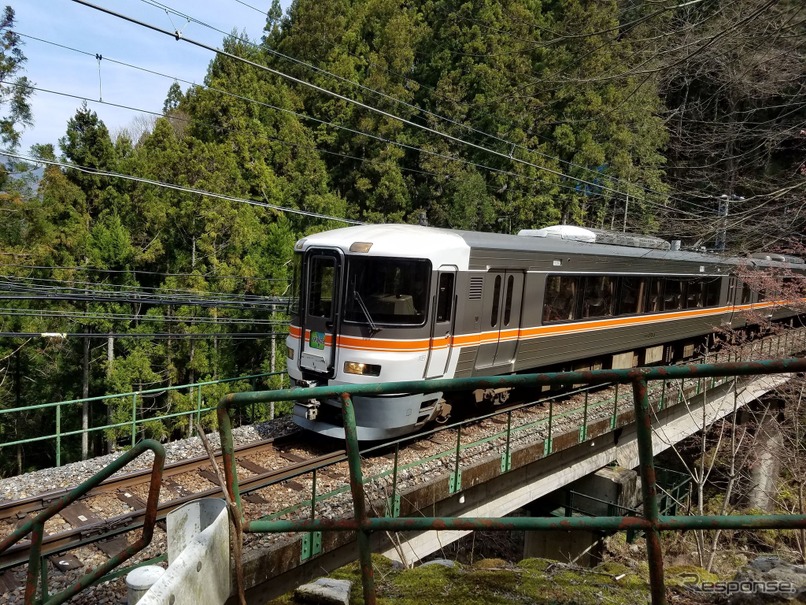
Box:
[296,224,802,272]
[295,224,469,257]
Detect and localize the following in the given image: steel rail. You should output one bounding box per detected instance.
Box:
[218,356,806,605]
[0,445,344,570]
[0,436,295,521]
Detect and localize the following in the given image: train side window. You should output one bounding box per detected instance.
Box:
[491,275,502,327]
[685,279,703,309]
[704,278,720,307]
[542,276,559,323]
[616,277,645,315]
[308,256,336,319]
[662,279,683,311]
[503,274,515,326]
[648,278,663,312]
[436,273,455,322]
[741,283,752,304]
[543,275,578,322]
[581,275,614,318]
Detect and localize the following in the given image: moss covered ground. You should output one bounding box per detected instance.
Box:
[266,554,698,605]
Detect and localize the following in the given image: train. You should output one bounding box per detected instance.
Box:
[285,223,805,440]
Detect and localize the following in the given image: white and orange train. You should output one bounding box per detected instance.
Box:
[285,224,804,440]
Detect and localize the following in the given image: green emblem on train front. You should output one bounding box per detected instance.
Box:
[309,331,325,350]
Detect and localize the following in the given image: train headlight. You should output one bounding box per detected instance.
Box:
[286,346,295,360]
[343,361,381,376]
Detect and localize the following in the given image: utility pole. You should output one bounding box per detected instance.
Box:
[622,194,629,233]
[715,194,744,252]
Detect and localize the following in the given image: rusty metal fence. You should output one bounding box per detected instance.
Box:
[0,440,165,605]
[217,357,806,605]
[3,356,806,605]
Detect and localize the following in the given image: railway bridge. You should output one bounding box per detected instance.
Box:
[235,350,796,604]
[3,329,806,605]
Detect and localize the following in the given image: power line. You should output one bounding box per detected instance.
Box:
[72,0,656,208]
[0,262,289,283]
[5,82,652,212]
[0,331,286,340]
[2,150,362,225]
[173,0,704,209]
[15,28,714,219]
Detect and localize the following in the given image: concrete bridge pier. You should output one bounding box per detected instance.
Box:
[523,466,641,566]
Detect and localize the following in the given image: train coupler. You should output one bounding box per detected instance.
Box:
[473,387,511,406]
[294,400,320,421]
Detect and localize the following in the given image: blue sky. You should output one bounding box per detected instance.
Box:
[13,1,285,155]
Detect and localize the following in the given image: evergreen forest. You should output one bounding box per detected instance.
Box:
[0,0,803,476]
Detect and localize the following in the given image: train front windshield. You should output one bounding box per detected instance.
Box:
[344,257,430,326]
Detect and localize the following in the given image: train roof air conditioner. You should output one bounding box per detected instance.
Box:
[518,225,671,251]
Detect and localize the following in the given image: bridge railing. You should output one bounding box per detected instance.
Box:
[217,353,806,605]
[0,370,283,470]
[0,440,165,605]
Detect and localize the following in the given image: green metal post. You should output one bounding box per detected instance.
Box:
[390,444,400,517]
[311,468,317,521]
[632,376,665,605]
[580,390,589,442]
[40,553,48,601]
[451,427,462,493]
[131,393,137,447]
[503,411,512,472]
[196,386,203,434]
[611,384,619,429]
[545,398,554,455]
[217,396,243,514]
[341,393,376,605]
[56,404,61,467]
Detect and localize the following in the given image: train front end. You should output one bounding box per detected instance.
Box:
[286,225,467,440]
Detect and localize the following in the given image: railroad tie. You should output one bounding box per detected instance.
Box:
[117,490,146,511]
[96,536,130,557]
[59,501,101,529]
[0,570,20,592]
[49,553,82,573]
[237,458,269,475]
[163,478,192,498]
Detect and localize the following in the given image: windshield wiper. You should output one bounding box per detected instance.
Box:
[353,290,380,333]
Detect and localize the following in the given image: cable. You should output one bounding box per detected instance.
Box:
[2,150,362,225]
[14,30,716,218]
[72,0,653,207]
[0,331,286,339]
[144,0,702,209]
[0,261,289,283]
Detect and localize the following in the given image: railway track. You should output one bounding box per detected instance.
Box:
[0,433,346,569]
[0,371,732,575]
[1,332,800,602]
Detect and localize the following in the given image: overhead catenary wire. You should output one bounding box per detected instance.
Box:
[6,37,671,207]
[0,331,286,340]
[14,26,727,219]
[2,150,362,225]
[5,81,689,216]
[139,0,707,211]
[71,0,666,211]
[0,307,288,326]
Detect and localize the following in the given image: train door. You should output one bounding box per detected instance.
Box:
[298,249,342,377]
[425,269,456,378]
[475,270,524,371]
[725,276,737,326]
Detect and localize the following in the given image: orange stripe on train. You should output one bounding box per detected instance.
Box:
[287,301,798,354]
